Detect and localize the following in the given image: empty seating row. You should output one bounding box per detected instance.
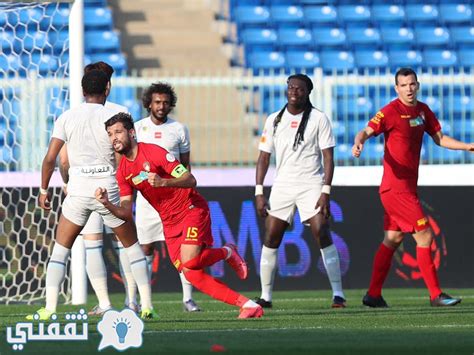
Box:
[240,26,474,49]
[232,4,473,27]
[246,49,474,71]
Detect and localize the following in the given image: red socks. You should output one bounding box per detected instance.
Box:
[184,269,248,307]
[368,243,396,297]
[416,246,442,300]
[182,248,227,270]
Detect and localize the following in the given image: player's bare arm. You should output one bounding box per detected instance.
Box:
[316,147,334,219]
[39,137,65,210]
[179,152,191,171]
[95,188,134,222]
[255,151,271,218]
[147,170,196,188]
[352,126,375,158]
[431,131,474,152]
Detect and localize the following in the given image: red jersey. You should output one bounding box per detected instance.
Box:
[117,142,206,225]
[368,99,441,193]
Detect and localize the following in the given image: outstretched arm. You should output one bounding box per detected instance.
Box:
[431,131,474,151]
[352,126,375,158]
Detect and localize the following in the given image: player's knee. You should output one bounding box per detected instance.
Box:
[263,236,282,249]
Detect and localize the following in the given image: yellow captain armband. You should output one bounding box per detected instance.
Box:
[171,164,188,178]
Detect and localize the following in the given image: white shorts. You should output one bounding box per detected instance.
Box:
[79,211,113,235]
[62,192,125,230]
[268,184,323,224]
[135,193,164,244]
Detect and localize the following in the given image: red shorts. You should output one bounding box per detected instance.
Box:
[163,203,214,270]
[380,190,430,233]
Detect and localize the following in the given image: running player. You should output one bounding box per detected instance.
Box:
[97,112,264,319]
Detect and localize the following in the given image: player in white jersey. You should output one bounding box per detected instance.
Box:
[58,62,134,316]
[131,82,200,312]
[28,70,157,321]
[254,74,346,309]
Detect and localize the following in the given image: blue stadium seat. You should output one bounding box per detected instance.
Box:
[405,5,439,24]
[84,7,113,30]
[285,50,320,70]
[452,95,474,115]
[458,49,474,67]
[364,142,384,161]
[334,143,353,161]
[423,50,457,68]
[331,120,346,139]
[388,50,423,68]
[337,5,370,25]
[320,51,354,71]
[304,6,338,25]
[23,53,59,74]
[233,6,270,25]
[84,0,108,7]
[371,5,405,24]
[439,4,472,24]
[355,50,389,68]
[431,146,464,163]
[50,7,70,28]
[346,27,381,47]
[338,97,373,116]
[452,119,474,138]
[380,27,414,48]
[90,53,127,72]
[247,51,285,71]
[415,27,450,48]
[278,28,312,48]
[240,28,277,49]
[450,26,474,48]
[14,30,50,53]
[0,54,21,73]
[85,30,120,53]
[312,27,346,47]
[422,96,441,115]
[270,5,304,25]
[49,30,69,54]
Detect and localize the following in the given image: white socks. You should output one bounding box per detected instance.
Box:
[259,245,278,302]
[179,272,194,302]
[320,244,345,299]
[125,242,153,310]
[113,240,137,306]
[45,243,71,312]
[84,239,111,309]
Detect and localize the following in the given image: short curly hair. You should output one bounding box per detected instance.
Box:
[142,82,177,112]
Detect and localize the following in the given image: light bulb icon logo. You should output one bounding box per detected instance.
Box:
[113,318,131,344]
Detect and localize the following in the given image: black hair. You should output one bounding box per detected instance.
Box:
[395,67,418,85]
[105,112,135,131]
[142,82,177,111]
[273,74,314,151]
[84,61,114,81]
[81,69,109,96]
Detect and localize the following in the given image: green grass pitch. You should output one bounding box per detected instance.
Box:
[0,288,472,354]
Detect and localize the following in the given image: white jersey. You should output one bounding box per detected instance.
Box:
[258,107,335,186]
[105,101,128,114]
[133,115,191,242]
[52,102,121,197]
[134,116,190,156]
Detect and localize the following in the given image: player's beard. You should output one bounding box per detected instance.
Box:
[114,136,131,155]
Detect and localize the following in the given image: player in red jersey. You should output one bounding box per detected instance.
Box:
[95,112,264,319]
[352,68,474,307]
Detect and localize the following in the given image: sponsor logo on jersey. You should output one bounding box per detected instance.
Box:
[166,153,176,162]
[125,173,133,180]
[409,117,424,127]
[154,132,162,139]
[417,217,428,227]
[131,171,148,185]
[400,114,411,119]
[291,121,298,128]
